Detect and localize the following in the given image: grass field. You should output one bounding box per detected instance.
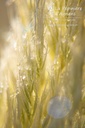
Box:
[0,0,85,128]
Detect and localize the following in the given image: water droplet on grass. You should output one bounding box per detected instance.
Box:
[47,96,72,119]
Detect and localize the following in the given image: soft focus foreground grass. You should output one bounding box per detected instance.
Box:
[0,0,85,128]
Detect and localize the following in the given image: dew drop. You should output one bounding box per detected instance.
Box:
[47,96,72,119]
